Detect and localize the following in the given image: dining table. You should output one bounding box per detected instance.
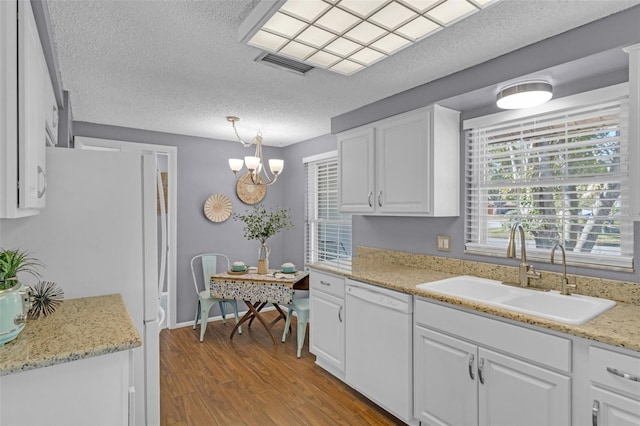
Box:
[210,269,309,346]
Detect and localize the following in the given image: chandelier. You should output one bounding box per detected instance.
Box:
[226,116,283,186]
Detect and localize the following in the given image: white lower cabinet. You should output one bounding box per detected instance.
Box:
[414,298,571,426]
[588,346,640,425]
[309,270,345,379]
[0,350,132,425]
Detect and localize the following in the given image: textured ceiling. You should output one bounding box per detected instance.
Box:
[47,0,640,146]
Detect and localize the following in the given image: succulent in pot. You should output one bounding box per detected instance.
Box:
[0,248,43,345]
[0,248,43,290]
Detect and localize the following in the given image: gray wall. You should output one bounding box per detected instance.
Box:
[73,122,291,324]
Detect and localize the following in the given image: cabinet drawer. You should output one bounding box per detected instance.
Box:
[310,271,345,298]
[415,298,571,373]
[589,346,640,397]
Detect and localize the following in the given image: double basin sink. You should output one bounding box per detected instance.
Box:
[417,275,616,325]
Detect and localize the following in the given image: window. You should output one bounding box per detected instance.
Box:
[464,84,633,269]
[305,151,352,267]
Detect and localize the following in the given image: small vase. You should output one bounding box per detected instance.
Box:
[257,242,270,274]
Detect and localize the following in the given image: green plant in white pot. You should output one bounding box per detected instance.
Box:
[0,248,43,346]
[0,248,42,290]
[233,205,294,274]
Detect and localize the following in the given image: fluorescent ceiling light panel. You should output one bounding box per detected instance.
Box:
[344,21,387,44]
[350,47,386,65]
[306,50,342,68]
[249,30,289,51]
[280,0,331,22]
[324,37,363,57]
[331,59,365,75]
[315,7,362,34]
[241,0,500,75]
[370,33,411,54]
[338,0,388,18]
[401,0,440,13]
[369,2,417,30]
[262,12,307,38]
[279,40,317,60]
[397,16,441,40]
[296,25,336,48]
[427,0,478,24]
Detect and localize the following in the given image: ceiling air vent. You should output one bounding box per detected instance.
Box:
[255,52,314,76]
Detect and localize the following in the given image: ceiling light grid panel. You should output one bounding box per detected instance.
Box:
[242,0,499,76]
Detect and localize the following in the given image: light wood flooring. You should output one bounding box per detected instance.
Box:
[160,310,403,425]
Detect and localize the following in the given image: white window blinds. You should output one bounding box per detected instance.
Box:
[305,154,352,267]
[465,85,633,269]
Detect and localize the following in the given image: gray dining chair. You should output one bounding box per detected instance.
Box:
[191,253,242,342]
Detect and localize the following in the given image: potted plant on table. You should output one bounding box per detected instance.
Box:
[233,205,294,274]
[0,248,43,345]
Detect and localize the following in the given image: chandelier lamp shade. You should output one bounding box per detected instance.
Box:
[496,81,553,109]
[227,116,284,186]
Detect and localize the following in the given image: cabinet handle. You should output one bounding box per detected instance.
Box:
[592,400,599,426]
[478,357,485,384]
[377,190,382,207]
[53,105,58,128]
[468,353,475,380]
[320,280,331,286]
[338,305,343,323]
[368,191,373,208]
[606,366,640,382]
[37,166,47,199]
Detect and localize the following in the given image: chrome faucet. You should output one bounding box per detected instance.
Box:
[550,242,576,295]
[506,222,541,287]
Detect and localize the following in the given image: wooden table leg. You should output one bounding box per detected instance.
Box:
[268,303,288,329]
[229,300,278,346]
[248,301,268,329]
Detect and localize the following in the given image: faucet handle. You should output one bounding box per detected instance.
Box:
[527,265,541,279]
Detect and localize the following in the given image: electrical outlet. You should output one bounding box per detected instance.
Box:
[437,235,451,252]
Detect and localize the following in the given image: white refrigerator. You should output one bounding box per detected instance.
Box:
[0,147,161,425]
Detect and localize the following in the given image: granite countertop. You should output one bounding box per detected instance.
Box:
[308,256,640,353]
[0,294,142,376]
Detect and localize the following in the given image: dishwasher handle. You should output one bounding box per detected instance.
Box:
[346,285,410,313]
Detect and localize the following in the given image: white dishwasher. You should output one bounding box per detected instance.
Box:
[345,279,416,425]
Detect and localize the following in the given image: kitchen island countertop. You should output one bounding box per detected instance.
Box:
[308,256,640,353]
[0,293,141,376]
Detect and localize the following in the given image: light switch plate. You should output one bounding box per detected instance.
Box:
[437,235,451,252]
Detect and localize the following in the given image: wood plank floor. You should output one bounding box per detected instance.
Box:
[160,310,404,425]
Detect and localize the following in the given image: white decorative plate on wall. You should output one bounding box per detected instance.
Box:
[204,193,232,222]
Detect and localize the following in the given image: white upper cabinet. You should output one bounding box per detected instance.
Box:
[1,0,58,218]
[337,104,460,216]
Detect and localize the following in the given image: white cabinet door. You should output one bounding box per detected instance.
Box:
[18,0,48,210]
[309,289,345,376]
[478,347,571,426]
[414,326,478,426]
[337,104,459,216]
[338,127,375,213]
[0,350,131,426]
[591,386,640,426]
[376,109,430,214]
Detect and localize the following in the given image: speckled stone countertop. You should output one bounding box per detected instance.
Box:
[308,247,640,353]
[0,294,142,376]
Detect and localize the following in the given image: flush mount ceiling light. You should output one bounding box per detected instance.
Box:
[496,81,553,109]
[239,0,501,76]
[227,116,284,186]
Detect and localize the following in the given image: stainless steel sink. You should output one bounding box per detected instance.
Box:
[417,275,615,325]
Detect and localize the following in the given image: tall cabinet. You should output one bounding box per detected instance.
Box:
[337,104,460,216]
[1,0,58,218]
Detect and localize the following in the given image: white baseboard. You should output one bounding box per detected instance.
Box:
[172,305,278,329]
